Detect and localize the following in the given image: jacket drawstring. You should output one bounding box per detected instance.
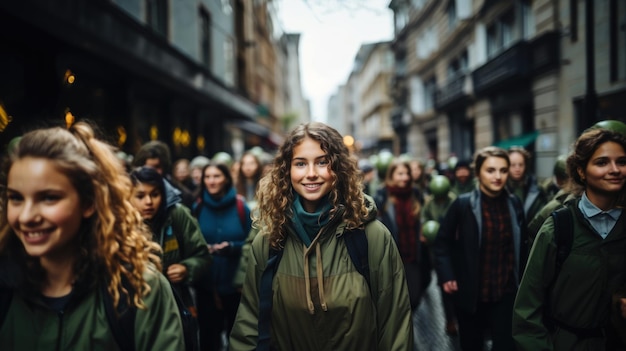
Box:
[316,242,327,311]
[303,245,315,314]
[303,231,327,314]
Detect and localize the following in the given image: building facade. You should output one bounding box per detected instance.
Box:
[385,0,624,178]
[0,0,306,160]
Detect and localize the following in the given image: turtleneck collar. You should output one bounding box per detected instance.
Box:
[290,194,332,246]
[202,186,237,210]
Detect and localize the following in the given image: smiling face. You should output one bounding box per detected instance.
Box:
[6,157,94,261]
[203,165,228,197]
[290,137,333,212]
[391,164,412,188]
[130,182,163,220]
[580,141,626,204]
[477,156,509,197]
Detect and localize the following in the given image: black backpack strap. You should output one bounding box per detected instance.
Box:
[257,247,283,351]
[0,287,13,330]
[343,228,371,292]
[551,207,573,279]
[544,206,573,330]
[102,279,136,351]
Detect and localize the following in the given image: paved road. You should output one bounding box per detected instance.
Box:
[413,271,462,351]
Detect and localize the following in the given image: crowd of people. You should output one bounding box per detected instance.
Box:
[0,119,625,351]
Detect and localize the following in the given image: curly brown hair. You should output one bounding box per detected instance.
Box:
[256,122,368,249]
[0,122,161,310]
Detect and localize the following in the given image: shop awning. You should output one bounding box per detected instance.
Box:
[493,130,539,149]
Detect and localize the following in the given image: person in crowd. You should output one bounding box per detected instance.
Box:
[433,146,528,351]
[173,158,197,194]
[527,155,573,244]
[449,159,474,196]
[0,122,184,349]
[193,162,252,351]
[358,158,376,196]
[410,158,429,196]
[507,146,548,226]
[189,156,211,190]
[133,140,195,208]
[229,122,413,351]
[235,151,264,207]
[374,159,428,311]
[129,167,211,335]
[421,174,458,336]
[512,127,626,350]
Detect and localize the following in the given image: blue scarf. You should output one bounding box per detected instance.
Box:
[291,194,332,247]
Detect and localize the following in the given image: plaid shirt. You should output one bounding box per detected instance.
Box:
[479,192,516,302]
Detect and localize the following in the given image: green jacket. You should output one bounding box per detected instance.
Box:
[0,269,185,350]
[512,199,626,350]
[422,193,456,223]
[229,197,413,351]
[158,203,210,286]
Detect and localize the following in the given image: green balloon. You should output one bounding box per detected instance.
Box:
[422,220,440,244]
[212,151,233,167]
[428,175,451,197]
[375,150,394,174]
[592,120,626,136]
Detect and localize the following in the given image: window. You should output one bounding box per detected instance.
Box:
[146,0,168,37]
[448,0,457,30]
[224,38,235,86]
[199,8,211,68]
[423,77,436,111]
[486,10,515,58]
[521,0,535,39]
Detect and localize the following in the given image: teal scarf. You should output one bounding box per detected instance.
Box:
[291,194,332,246]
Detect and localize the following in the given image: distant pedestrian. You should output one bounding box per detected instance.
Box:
[133,140,195,208]
[507,146,548,226]
[193,162,252,351]
[433,146,528,351]
[229,122,413,350]
[374,159,429,311]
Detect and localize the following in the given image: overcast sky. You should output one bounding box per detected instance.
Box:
[276,0,394,123]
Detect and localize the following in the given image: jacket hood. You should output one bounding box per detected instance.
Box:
[164,178,182,209]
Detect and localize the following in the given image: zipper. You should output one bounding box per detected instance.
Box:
[55,309,65,351]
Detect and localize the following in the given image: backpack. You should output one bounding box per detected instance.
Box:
[543,206,573,331]
[256,227,370,351]
[102,276,199,351]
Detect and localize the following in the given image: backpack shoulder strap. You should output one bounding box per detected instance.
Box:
[102,278,136,351]
[235,194,246,229]
[0,287,13,330]
[343,227,371,292]
[257,246,284,351]
[551,206,573,278]
[544,206,573,329]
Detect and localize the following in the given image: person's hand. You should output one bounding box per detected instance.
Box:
[620,298,626,319]
[167,264,188,283]
[442,280,458,294]
[209,241,230,254]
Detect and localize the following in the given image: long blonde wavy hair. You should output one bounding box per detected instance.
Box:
[0,122,161,309]
[256,122,368,249]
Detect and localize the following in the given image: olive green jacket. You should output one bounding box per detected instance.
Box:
[512,200,626,350]
[0,269,185,350]
[229,197,413,351]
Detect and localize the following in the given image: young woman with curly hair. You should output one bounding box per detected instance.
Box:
[229,122,413,351]
[0,122,184,350]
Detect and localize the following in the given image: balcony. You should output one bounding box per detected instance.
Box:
[531,31,560,75]
[472,40,531,96]
[435,73,472,110]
